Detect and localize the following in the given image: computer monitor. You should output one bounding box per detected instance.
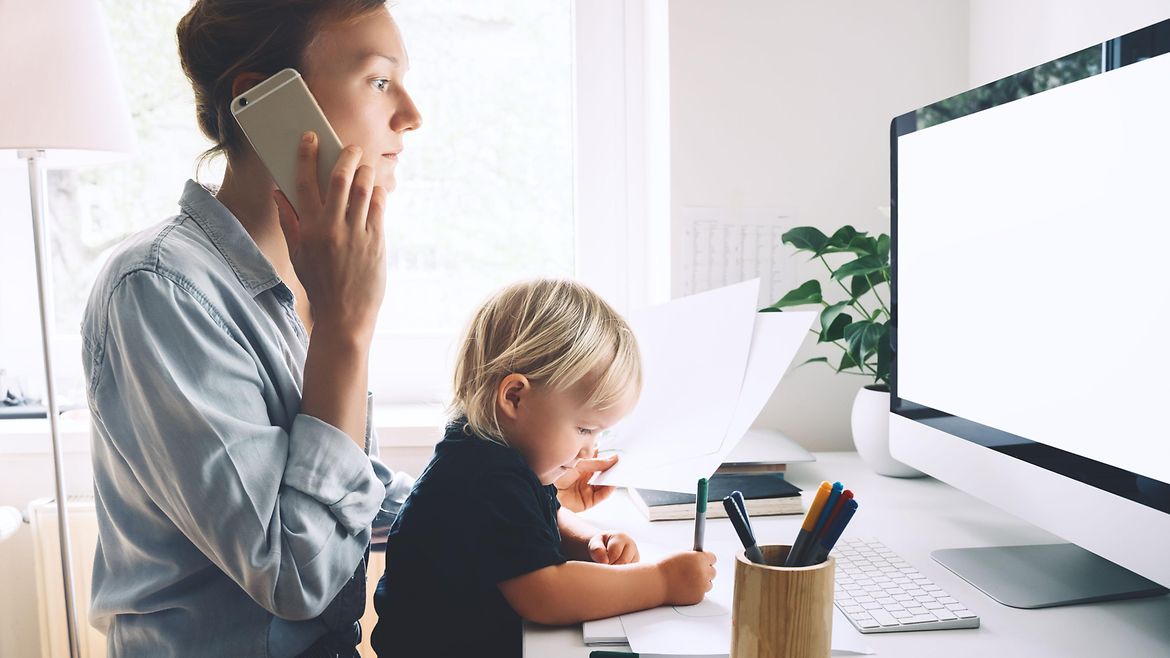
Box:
[888,17,1170,609]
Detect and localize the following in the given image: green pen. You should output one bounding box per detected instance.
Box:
[693,477,708,551]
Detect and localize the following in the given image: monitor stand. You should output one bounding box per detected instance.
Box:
[932,543,1169,609]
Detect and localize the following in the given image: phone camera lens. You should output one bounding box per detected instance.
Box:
[239,97,248,107]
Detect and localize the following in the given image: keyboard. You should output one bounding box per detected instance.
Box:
[831,537,980,633]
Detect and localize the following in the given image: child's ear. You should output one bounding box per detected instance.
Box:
[496,374,531,421]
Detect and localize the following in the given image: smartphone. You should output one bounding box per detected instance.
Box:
[230,68,344,218]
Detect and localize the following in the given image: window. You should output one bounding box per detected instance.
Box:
[32,0,650,406]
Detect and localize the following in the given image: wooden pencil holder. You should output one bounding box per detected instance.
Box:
[731,544,835,658]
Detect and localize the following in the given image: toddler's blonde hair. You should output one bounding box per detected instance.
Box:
[450,278,642,442]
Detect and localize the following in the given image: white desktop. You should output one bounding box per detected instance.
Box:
[889,16,1170,606]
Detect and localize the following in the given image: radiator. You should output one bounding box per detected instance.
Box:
[29,495,106,658]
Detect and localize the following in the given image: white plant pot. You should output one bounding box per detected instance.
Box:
[851,384,924,478]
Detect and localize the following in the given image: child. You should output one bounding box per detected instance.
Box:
[370,279,716,657]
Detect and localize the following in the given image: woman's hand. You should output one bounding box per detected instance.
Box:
[273,131,387,341]
[587,531,640,565]
[554,447,620,513]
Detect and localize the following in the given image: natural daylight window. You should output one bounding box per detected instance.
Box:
[41,0,575,404]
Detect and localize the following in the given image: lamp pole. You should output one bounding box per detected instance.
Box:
[20,148,82,658]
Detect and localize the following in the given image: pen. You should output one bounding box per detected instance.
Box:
[723,495,765,564]
[804,498,858,566]
[693,477,708,551]
[785,481,833,567]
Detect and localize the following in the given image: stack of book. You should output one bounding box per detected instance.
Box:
[626,428,812,521]
[629,471,802,521]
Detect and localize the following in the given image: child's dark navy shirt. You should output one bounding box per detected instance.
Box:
[370,418,567,657]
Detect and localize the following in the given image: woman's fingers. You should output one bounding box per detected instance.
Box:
[367,185,387,237]
[346,164,377,228]
[294,131,322,213]
[323,145,364,224]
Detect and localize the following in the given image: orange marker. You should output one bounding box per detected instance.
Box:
[785,481,833,567]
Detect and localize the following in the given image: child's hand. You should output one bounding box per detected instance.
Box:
[656,551,717,605]
[587,531,640,565]
[554,449,620,512]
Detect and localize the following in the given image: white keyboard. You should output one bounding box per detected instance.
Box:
[832,537,980,633]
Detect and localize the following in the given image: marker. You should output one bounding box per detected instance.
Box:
[729,490,751,536]
[815,489,854,543]
[785,481,833,567]
[795,481,843,566]
[693,477,708,551]
[591,648,717,657]
[804,499,858,566]
[724,495,765,564]
[811,482,844,540]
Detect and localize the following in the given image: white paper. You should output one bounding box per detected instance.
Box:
[593,279,815,493]
[593,280,760,491]
[581,542,873,656]
[582,615,627,645]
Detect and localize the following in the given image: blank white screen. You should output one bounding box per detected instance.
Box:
[898,53,1170,485]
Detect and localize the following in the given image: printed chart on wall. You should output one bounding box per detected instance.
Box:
[678,206,797,309]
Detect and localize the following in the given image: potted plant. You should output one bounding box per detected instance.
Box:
[764,225,922,477]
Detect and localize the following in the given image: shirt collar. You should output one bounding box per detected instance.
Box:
[177,179,283,297]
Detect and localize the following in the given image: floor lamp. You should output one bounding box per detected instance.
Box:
[0,2,137,657]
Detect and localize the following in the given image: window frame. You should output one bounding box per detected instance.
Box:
[366,0,669,404]
[24,0,669,408]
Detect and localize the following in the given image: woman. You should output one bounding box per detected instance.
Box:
[82,2,617,656]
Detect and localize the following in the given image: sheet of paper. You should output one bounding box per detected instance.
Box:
[582,541,873,656]
[593,289,815,492]
[592,280,760,491]
[584,605,873,656]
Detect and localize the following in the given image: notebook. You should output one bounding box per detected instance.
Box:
[628,472,802,521]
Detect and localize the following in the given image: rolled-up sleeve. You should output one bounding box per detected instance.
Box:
[91,270,384,620]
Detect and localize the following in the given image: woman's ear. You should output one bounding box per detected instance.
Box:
[230,72,269,99]
[496,374,531,421]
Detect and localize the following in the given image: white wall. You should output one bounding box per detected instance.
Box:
[0,165,46,401]
[969,0,1170,86]
[667,0,972,450]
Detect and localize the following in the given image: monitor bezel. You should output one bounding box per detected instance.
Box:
[889,18,1170,516]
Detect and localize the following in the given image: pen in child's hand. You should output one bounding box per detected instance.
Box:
[693,477,707,551]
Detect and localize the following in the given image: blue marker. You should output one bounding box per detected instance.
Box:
[805,499,858,566]
[793,481,841,566]
[811,482,843,539]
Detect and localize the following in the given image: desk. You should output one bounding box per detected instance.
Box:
[524,452,1170,657]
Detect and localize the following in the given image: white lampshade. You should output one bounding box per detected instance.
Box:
[0,0,137,167]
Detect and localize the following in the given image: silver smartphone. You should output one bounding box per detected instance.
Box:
[230,68,344,218]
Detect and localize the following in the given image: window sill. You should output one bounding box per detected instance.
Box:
[0,404,448,455]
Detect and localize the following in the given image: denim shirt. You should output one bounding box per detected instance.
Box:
[82,180,415,657]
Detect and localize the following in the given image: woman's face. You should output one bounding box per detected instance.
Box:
[301,6,422,193]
